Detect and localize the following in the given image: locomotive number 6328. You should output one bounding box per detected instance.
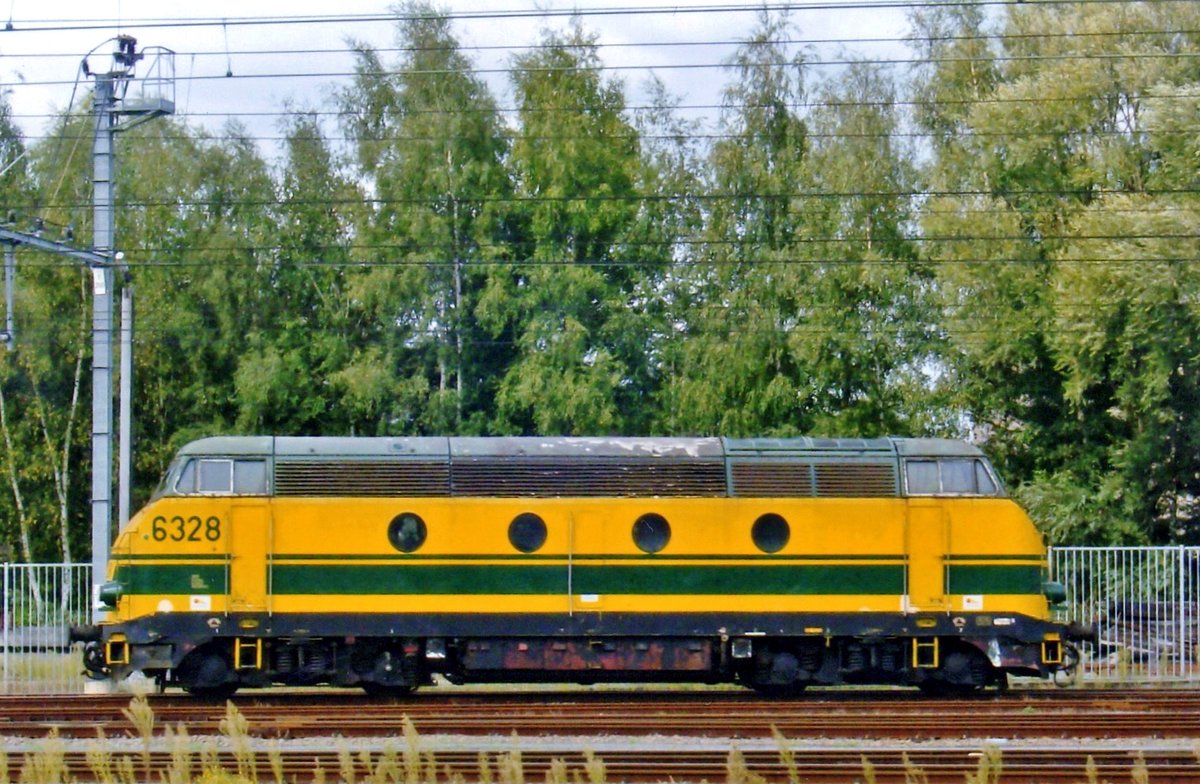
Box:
[150,515,222,543]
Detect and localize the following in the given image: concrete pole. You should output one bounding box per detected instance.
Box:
[119,281,132,527]
[91,74,115,622]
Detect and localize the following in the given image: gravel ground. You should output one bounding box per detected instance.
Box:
[1,732,1196,755]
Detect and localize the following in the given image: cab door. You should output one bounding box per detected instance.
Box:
[905,499,949,612]
[194,456,270,614]
[228,500,271,613]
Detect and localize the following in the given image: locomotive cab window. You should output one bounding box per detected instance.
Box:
[151,459,182,502]
[233,460,268,495]
[905,458,1002,497]
[173,458,268,496]
[173,459,197,495]
[199,460,233,493]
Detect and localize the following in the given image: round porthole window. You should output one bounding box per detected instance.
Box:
[387,512,427,553]
[509,512,548,553]
[632,513,671,554]
[751,513,790,554]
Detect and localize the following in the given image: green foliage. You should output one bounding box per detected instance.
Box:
[341,1,512,434]
[912,0,1200,542]
[1,3,1198,558]
[484,19,649,434]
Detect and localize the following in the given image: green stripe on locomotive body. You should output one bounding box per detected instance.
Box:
[269,562,907,596]
[109,557,1046,598]
[946,564,1045,595]
[111,562,228,595]
[268,553,905,562]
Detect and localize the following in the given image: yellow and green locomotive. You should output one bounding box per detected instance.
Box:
[73,436,1083,696]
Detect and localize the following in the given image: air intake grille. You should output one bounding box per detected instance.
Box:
[451,459,728,497]
[730,463,815,496]
[732,462,897,497]
[814,463,897,497]
[274,460,450,497]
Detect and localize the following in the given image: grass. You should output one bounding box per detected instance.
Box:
[0,653,85,695]
[0,697,1184,783]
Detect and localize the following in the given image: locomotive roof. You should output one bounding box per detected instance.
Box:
[176,436,986,460]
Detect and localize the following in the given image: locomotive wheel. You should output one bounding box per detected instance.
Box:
[177,646,239,699]
[184,682,240,699]
[750,682,808,698]
[916,679,981,697]
[916,645,992,697]
[361,682,416,698]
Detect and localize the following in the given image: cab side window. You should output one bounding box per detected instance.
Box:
[174,458,268,495]
[906,458,1001,497]
[906,460,939,495]
[234,460,268,495]
[198,459,233,493]
[941,459,975,493]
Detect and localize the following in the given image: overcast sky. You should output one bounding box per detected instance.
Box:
[0,1,912,161]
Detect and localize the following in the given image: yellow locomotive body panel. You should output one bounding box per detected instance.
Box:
[111,495,1048,620]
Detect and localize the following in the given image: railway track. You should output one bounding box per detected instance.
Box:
[1,688,1198,740]
[1,689,1197,782]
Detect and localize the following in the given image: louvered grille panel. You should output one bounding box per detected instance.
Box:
[451,460,727,497]
[730,463,816,497]
[274,460,450,497]
[732,462,898,497]
[814,463,898,497]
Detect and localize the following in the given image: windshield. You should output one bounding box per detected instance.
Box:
[149,458,182,502]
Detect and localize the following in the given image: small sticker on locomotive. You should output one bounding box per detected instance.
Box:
[190,595,212,611]
[579,594,600,603]
[963,594,984,610]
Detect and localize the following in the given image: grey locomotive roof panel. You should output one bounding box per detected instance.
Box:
[171,435,996,499]
[177,436,275,457]
[724,437,896,456]
[451,437,725,460]
[177,435,987,461]
[892,438,985,457]
[274,436,450,458]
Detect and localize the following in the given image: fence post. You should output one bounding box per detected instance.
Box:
[1181,545,1187,679]
[2,561,8,684]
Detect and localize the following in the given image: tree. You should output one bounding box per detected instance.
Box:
[341,2,512,434]
[0,104,89,563]
[479,20,647,434]
[911,0,1200,542]
[795,60,942,436]
[656,11,813,436]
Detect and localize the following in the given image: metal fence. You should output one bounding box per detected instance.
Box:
[1049,546,1200,683]
[1,562,91,694]
[3,552,1200,692]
